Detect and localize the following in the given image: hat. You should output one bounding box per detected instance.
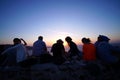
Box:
[99,35,110,41]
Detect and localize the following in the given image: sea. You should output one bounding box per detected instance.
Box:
[27,43,120,56]
[1,43,119,56]
[27,45,83,56]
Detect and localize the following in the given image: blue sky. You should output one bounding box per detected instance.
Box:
[0,0,120,46]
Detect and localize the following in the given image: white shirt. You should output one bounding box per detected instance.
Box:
[2,44,27,63]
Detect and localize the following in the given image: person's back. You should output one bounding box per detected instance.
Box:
[15,43,27,62]
[96,35,118,64]
[51,43,64,57]
[33,40,46,56]
[51,39,66,64]
[83,43,96,61]
[82,38,96,61]
[97,41,118,63]
[32,36,47,56]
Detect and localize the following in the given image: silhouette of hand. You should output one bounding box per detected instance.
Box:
[20,38,24,40]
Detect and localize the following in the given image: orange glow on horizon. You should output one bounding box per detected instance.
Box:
[45,39,68,47]
[21,35,120,47]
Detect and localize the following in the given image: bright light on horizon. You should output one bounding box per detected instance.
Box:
[0,0,120,47]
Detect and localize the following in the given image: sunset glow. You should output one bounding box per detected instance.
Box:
[0,0,120,47]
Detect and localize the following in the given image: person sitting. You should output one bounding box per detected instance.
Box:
[1,38,28,66]
[32,36,52,63]
[51,39,66,65]
[32,36,48,56]
[95,35,119,64]
[81,37,96,62]
[65,36,82,60]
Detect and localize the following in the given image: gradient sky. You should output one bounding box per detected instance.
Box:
[0,0,120,46]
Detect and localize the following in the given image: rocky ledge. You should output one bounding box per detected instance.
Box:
[0,60,120,80]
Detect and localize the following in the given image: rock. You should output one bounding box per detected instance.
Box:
[0,60,120,80]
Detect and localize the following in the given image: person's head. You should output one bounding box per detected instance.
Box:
[98,35,110,42]
[82,37,91,44]
[57,39,63,44]
[13,38,21,45]
[97,35,103,42]
[65,36,72,43]
[38,36,43,40]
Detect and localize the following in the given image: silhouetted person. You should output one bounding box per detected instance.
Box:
[51,39,66,65]
[32,36,48,56]
[65,36,82,59]
[81,37,96,62]
[95,35,120,72]
[32,36,52,63]
[95,35,119,64]
[1,38,28,66]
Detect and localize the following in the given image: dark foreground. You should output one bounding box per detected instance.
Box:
[0,59,120,80]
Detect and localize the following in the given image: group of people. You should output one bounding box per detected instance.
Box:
[0,35,120,67]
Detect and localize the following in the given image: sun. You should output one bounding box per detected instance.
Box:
[55,34,69,47]
[52,34,69,46]
[45,31,72,47]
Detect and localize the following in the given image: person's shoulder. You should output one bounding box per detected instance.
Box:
[71,41,76,45]
[15,43,24,47]
[33,40,38,43]
[89,43,95,46]
[89,43,96,48]
[100,41,108,44]
[52,43,56,47]
[42,41,46,43]
[42,41,46,45]
[98,41,109,47]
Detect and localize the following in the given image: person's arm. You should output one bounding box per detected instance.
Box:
[1,45,18,55]
[20,38,27,45]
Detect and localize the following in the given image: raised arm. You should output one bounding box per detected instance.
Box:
[20,38,27,46]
